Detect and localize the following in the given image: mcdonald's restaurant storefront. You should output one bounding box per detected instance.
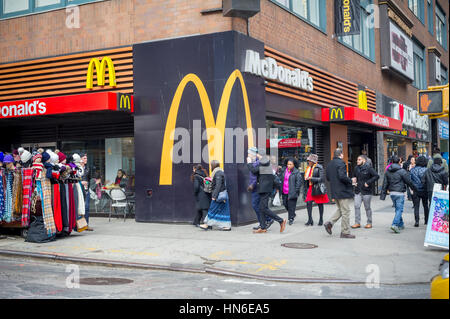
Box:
[1,31,407,226]
[0,47,136,216]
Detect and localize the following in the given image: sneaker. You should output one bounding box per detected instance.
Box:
[289,219,294,225]
[253,228,267,234]
[390,225,400,233]
[324,222,332,235]
[266,220,274,229]
[364,224,372,229]
[340,233,355,239]
[351,224,361,229]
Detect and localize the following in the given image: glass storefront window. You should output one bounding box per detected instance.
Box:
[60,137,135,214]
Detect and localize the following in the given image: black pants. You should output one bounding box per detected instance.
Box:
[282,194,297,221]
[306,201,324,222]
[259,193,283,229]
[194,209,208,225]
[412,191,429,224]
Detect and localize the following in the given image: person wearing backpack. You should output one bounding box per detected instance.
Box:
[191,164,212,227]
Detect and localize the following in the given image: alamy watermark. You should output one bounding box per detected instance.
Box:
[66,264,80,289]
[365,264,380,289]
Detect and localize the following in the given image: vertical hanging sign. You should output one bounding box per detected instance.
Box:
[334,0,361,36]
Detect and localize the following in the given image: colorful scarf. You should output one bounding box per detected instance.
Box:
[37,177,57,237]
[32,163,43,179]
[21,168,33,227]
[305,164,317,186]
[12,169,23,220]
[0,169,5,221]
[76,182,85,217]
[52,183,62,232]
[3,170,14,223]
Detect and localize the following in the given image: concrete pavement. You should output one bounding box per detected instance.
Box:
[0,196,447,284]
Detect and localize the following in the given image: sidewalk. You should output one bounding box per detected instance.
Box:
[0,197,446,284]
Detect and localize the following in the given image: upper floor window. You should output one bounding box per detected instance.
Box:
[272,0,327,33]
[427,0,434,34]
[1,0,102,20]
[412,40,426,89]
[408,0,425,23]
[338,0,375,61]
[435,3,448,50]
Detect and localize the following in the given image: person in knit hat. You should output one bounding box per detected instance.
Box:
[20,149,33,167]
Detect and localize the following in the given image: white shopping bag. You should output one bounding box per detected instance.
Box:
[273,192,282,207]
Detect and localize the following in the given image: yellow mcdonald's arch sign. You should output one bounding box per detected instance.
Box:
[119,95,131,110]
[159,69,254,186]
[330,107,344,121]
[358,90,368,111]
[86,57,117,89]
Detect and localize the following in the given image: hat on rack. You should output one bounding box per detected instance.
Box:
[20,150,32,163]
[42,152,50,163]
[306,154,319,164]
[32,153,42,163]
[49,152,59,164]
[3,154,14,163]
[72,153,81,164]
[0,152,4,162]
[58,152,67,163]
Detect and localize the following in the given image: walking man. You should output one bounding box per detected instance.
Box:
[323,149,355,239]
[380,156,418,233]
[247,152,286,233]
[247,147,273,230]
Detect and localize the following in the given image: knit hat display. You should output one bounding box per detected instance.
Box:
[306,154,319,164]
[20,150,32,163]
[32,153,42,163]
[72,153,81,164]
[50,152,59,164]
[58,152,67,163]
[3,154,14,163]
[18,147,25,155]
[42,152,50,163]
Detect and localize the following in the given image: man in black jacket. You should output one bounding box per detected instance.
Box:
[422,157,449,203]
[247,153,287,233]
[323,149,355,239]
[380,156,418,233]
[351,155,379,229]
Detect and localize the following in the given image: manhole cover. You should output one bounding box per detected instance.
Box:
[281,243,318,249]
[79,277,134,286]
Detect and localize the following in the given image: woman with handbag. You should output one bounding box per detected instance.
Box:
[200,160,231,231]
[279,158,302,225]
[191,164,212,227]
[304,154,329,226]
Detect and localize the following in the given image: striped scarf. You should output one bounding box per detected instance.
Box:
[21,168,33,227]
[3,170,14,223]
[32,163,43,179]
[12,169,23,220]
[37,177,57,237]
[0,170,5,221]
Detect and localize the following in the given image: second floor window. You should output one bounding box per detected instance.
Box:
[408,0,425,23]
[272,0,326,33]
[338,0,375,61]
[435,3,448,49]
[412,41,426,89]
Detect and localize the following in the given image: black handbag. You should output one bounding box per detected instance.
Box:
[312,182,327,196]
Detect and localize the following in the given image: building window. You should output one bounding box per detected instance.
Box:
[408,0,425,23]
[338,0,375,61]
[1,0,102,19]
[272,0,327,33]
[435,3,448,49]
[412,40,426,89]
[441,65,448,85]
[427,0,434,34]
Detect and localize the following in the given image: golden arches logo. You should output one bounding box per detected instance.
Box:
[330,108,344,120]
[120,95,131,110]
[86,57,117,89]
[358,90,368,111]
[159,69,254,186]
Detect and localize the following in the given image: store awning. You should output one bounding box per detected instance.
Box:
[321,106,403,131]
[0,92,133,120]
